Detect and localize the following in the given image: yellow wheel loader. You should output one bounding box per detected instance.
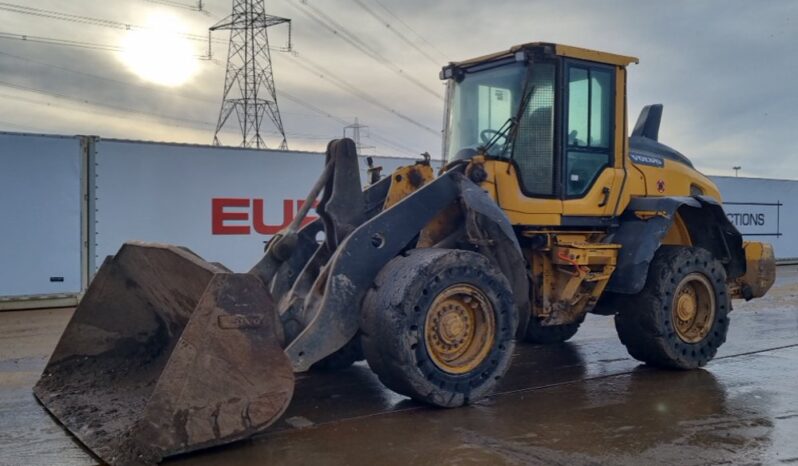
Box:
[34,42,776,464]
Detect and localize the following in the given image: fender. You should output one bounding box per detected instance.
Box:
[284,170,530,371]
[458,177,531,338]
[605,196,745,295]
[284,170,463,371]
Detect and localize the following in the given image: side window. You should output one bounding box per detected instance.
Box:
[514,63,556,195]
[566,65,613,197]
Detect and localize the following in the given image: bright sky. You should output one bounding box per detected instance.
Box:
[0,0,795,178]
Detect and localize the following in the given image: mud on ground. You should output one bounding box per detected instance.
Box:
[1,267,798,465]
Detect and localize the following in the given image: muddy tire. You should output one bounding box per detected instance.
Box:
[614,246,729,369]
[524,319,581,344]
[361,248,517,408]
[310,334,364,371]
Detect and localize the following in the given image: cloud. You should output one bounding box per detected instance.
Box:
[0,0,795,178]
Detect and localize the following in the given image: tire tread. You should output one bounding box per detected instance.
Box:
[614,246,729,369]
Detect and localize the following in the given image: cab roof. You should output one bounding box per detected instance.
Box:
[451,42,639,68]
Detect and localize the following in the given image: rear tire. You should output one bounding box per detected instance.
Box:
[614,246,729,369]
[361,249,517,408]
[523,318,581,344]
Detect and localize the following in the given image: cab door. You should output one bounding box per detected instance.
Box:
[561,59,625,220]
[491,60,563,226]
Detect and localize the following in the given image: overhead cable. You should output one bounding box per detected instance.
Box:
[285,0,443,101]
[351,0,440,66]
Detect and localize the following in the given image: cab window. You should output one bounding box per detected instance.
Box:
[513,63,556,196]
[565,64,613,197]
[445,63,525,161]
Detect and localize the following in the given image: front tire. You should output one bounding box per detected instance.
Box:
[361,249,517,408]
[614,246,729,369]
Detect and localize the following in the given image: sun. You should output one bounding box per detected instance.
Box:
[120,12,199,87]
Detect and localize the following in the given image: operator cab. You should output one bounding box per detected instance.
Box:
[441,43,638,223]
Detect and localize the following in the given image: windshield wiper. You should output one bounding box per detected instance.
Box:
[480,67,536,158]
[479,118,514,155]
[503,82,535,158]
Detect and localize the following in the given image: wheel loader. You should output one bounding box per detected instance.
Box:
[34,42,776,464]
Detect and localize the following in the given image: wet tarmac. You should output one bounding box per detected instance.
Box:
[2,266,798,465]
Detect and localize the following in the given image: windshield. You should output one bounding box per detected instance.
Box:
[443,61,557,196]
[444,63,526,161]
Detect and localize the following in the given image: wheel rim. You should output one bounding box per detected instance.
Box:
[672,273,716,343]
[424,284,496,374]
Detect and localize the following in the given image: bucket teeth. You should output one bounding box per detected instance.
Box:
[34,242,294,465]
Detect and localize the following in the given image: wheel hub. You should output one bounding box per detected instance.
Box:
[439,309,468,344]
[676,291,697,321]
[425,284,495,374]
[672,273,716,343]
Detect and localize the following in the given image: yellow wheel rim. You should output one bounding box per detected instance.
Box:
[672,273,716,343]
[424,284,495,374]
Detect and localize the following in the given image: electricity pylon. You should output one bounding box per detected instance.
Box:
[211,0,290,149]
[343,117,375,155]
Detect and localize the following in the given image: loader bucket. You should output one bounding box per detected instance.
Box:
[34,242,294,465]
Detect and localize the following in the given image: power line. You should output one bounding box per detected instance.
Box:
[280,52,440,136]
[0,2,221,46]
[0,90,218,135]
[2,76,427,155]
[368,130,423,155]
[247,86,422,153]
[372,0,448,61]
[0,79,214,127]
[1,67,418,151]
[0,31,210,58]
[212,56,432,151]
[0,50,216,102]
[343,117,375,155]
[261,89,422,154]
[0,31,125,53]
[0,48,423,154]
[0,50,320,120]
[280,92,348,126]
[0,88,336,144]
[208,52,440,139]
[0,12,434,152]
[285,0,443,101]
[141,0,213,15]
[351,0,440,66]
[0,1,291,56]
[0,2,438,142]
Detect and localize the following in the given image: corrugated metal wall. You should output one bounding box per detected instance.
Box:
[0,133,84,308]
[0,131,792,306]
[90,138,421,274]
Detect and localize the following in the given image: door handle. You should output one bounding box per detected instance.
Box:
[598,187,611,207]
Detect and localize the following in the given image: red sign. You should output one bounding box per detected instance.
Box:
[212,198,318,235]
